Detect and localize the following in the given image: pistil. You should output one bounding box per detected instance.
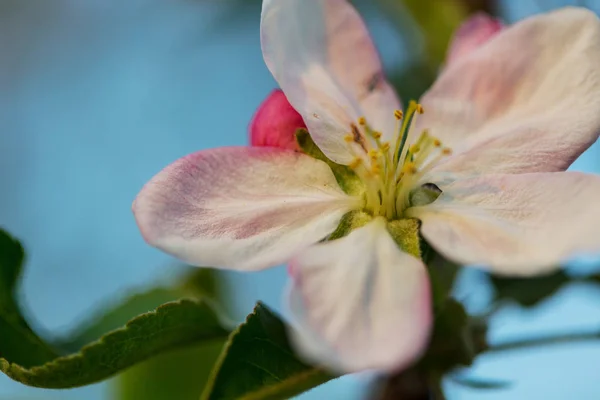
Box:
[343,102,452,220]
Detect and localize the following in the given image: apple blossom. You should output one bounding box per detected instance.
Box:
[133,1,600,374]
[446,12,504,64]
[249,89,305,150]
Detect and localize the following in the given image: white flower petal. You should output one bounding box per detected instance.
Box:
[415,7,600,174]
[261,0,401,164]
[133,147,358,271]
[408,172,600,275]
[287,218,431,373]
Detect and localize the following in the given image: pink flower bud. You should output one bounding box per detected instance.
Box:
[249,89,306,151]
[447,12,505,65]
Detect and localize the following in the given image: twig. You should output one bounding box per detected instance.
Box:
[486,331,600,353]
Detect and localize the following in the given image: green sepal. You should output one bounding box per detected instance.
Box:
[327,211,373,241]
[295,129,364,196]
[386,218,421,259]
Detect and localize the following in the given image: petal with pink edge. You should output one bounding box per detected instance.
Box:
[414,7,600,174]
[407,172,600,276]
[261,0,401,164]
[286,218,432,373]
[446,13,504,65]
[133,147,358,271]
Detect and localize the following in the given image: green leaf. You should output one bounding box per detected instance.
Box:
[388,62,437,104]
[420,298,479,371]
[0,229,58,367]
[112,268,228,400]
[56,288,183,352]
[1,299,229,388]
[0,228,230,389]
[59,267,221,352]
[377,0,468,68]
[202,302,335,400]
[0,227,24,300]
[489,271,570,307]
[425,251,460,310]
[115,340,226,400]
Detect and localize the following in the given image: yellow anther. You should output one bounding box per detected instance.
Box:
[344,134,354,143]
[381,142,390,152]
[433,138,442,147]
[402,162,418,175]
[348,158,363,169]
[368,149,379,160]
[409,144,420,153]
[373,131,382,139]
[416,104,424,114]
[371,164,382,174]
[358,116,367,126]
[394,110,403,120]
[442,147,453,155]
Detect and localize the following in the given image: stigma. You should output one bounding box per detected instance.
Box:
[343,101,451,219]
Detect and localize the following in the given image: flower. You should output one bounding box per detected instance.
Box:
[249,89,306,150]
[446,12,504,64]
[133,1,600,374]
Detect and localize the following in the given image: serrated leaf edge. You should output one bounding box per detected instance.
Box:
[201,302,334,400]
[1,298,229,388]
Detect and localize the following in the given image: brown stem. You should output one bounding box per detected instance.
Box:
[372,368,442,400]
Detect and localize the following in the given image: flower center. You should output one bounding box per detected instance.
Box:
[343,101,452,220]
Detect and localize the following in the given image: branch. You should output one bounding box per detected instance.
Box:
[486,331,600,353]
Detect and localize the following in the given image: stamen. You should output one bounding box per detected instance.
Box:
[393,101,419,164]
[347,98,453,219]
[402,162,417,175]
[348,158,363,169]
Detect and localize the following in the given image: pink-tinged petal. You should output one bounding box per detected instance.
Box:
[446,13,504,65]
[414,7,600,174]
[249,89,305,151]
[133,147,359,271]
[407,172,600,276]
[261,0,401,164]
[286,218,432,373]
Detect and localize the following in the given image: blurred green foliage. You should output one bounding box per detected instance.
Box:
[202,303,335,400]
[0,229,229,390]
[115,341,225,400]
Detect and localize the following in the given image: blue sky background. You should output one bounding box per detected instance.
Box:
[0,0,599,399]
